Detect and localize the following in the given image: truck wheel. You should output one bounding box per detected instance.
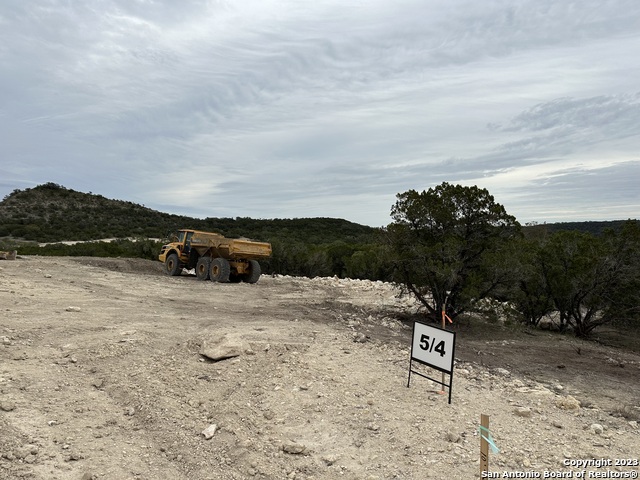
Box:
[244,260,262,284]
[209,258,230,283]
[195,257,211,281]
[165,253,182,276]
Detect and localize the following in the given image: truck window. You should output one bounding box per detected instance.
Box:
[177,231,186,243]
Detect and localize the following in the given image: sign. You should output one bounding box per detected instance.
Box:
[411,322,455,373]
[407,321,456,403]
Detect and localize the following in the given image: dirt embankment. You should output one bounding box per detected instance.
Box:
[1,257,639,480]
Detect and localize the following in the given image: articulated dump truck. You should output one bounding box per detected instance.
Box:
[158,229,272,284]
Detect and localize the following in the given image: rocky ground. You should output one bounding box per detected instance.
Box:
[1,256,639,480]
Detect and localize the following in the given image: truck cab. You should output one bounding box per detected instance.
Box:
[159,229,196,268]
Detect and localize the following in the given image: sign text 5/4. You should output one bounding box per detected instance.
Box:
[419,334,446,357]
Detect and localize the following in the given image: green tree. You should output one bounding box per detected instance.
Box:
[597,222,640,334]
[344,244,393,281]
[387,183,521,322]
[538,223,640,337]
[509,237,554,326]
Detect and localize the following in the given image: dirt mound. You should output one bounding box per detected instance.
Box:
[71,256,165,276]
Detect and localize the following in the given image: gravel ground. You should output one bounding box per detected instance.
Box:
[1,256,639,480]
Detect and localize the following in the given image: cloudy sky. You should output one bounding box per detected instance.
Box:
[1,0,639,227]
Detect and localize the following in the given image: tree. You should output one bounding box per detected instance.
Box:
[535,222,640,337]
[509,237,555,327]
[387,183,521,322]
[604,220,640,330]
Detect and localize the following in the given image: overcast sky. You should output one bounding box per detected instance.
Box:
[1,1,639,227]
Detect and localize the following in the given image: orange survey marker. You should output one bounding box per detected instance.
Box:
[439,307,452,393]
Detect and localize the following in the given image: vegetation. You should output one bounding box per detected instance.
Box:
[382,182,639,337]
[2,181,638,340]
[518,222,640,337]
[3,238,164,261]
[386,183,521,322]
[0,183,381,279]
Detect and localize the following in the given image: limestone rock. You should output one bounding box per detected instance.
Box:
[201,424,218,439]
[555,395,581,410]
[200,334,247,361]
[322,454,339,466]
[353,332,367,343]
[514,407,533,418]
[445,431,461,443]
[282,441,307,454]
[0,250,17,260]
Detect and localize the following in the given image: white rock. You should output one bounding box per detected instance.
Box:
[282,441,307,454]
[445,431,461,443]
[66,306,81,312]
[201,424,218,439]
[555,395,581,410]
[353,333,367,343]
[200,334,247,361]
[514,407,533,418]
[590,423,604,435]
[322,454,339,466]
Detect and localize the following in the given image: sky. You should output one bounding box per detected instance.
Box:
[1,0,639,227]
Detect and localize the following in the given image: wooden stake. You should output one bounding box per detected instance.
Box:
[440,305,446,393]
[480,414,489,476]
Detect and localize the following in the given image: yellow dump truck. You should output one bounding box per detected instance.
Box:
[158,229,272,284]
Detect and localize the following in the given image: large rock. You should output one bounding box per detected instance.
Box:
[555,395,581,410]
[0,250,17,260]
[200,334,247,361]
[201,424,218,439]
[282,441,307,454]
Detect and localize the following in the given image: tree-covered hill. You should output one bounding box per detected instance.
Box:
[522,220,638,237]
[0,183,378,244]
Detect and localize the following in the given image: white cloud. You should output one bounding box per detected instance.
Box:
[1,0,639,226]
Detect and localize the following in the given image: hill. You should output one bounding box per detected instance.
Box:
[522,220,638,237]
[0,183,378,244]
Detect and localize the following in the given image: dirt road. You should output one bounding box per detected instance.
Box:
[1,257,639,480]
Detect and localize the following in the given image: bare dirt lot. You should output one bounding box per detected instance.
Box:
[1,256,639,480]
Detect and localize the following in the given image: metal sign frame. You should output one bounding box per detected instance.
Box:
[407,320,456,404]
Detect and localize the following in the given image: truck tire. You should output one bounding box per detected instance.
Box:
[244,260,261,284]
[195,257,211,281]
[209,257,230,283]
[165,253,182,276]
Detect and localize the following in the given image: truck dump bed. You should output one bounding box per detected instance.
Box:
[190,231,272,260]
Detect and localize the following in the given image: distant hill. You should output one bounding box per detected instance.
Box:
[1,183,635,244]
[0,183,379,244]
[522,220,638,238]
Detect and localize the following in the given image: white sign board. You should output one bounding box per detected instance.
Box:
[410,322,455,374]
